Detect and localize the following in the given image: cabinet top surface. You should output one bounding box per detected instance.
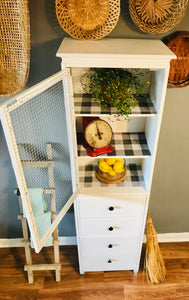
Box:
[57,37,175,59]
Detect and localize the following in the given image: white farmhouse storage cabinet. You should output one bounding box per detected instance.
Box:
[0,38,175,273]
[56,38,175,274]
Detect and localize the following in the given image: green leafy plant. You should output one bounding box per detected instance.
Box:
[81,68,149,117]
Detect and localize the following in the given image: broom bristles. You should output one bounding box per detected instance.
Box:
[144,212,166,284]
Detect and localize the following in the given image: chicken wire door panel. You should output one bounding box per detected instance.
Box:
[0,70,79,253]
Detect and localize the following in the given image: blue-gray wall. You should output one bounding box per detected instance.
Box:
[0,0,189,238]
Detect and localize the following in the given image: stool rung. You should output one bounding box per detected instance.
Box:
[24,263,61,271]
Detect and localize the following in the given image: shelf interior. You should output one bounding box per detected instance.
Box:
[78,161,146,193]
[77,132,151,158]
[74,93,156,116]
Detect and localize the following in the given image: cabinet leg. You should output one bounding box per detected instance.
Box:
[79,267,84,275]
[133,267,139,275]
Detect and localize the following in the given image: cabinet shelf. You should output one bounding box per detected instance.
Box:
[77,132,150,158]
[74,93,156,117]
[79,162,146,194]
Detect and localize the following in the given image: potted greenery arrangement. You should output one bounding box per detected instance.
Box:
[81,68,149,117]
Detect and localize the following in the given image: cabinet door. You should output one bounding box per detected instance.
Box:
[0,70,79,253]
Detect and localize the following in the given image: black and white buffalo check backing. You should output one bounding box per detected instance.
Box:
[77,132,150,157]
[74,93,156,115]
[79,163,144,188]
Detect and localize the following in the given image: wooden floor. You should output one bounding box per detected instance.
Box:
[0,243,189,299]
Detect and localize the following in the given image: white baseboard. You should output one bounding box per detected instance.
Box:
[0,233,189,248]
[58,236,77,245]
[143,232,189,243]
[157,232,189,243]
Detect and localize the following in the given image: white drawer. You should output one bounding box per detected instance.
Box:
[76,194,146,218]
[80,236,140,256]
[82,243,139,272]
[79,217,143,237]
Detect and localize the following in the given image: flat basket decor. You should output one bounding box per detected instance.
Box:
[0,0,30,97]
[165,31,189,88]
[56,0,120,40]
[129,0,188,35]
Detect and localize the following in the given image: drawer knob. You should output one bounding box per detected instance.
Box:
[108,206,114,211]
[108,226,114,231]
[108,259,112,263]
[108,244,113,248]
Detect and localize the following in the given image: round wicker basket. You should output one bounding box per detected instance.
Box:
[67,0,110,30]
[0,0,30,97]
[129,0,188,35]
[165,31,189,88]
[56,0,120,40]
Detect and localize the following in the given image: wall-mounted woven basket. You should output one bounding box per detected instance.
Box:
[0,0,30,97]
[56,0,120,40]
[164,31,189,88]
[129,0,188,35]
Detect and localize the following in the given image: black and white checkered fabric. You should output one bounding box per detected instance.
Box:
[77,132,150,157]
[74,94,156,115]
[79,163,144,188]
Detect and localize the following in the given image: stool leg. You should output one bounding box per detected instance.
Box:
[27,270,34,284]
[22,218,34,284]
[53,228,61,282]
[47,144,61,282]
[16,191,34,284]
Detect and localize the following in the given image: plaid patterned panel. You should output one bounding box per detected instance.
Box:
[77,133,150,157]
[74,94,156,115]
[79,163,144,188]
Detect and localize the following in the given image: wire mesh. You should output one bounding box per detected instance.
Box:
[9,80,73,215]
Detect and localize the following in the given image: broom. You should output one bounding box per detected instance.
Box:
[144,209,166,284]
